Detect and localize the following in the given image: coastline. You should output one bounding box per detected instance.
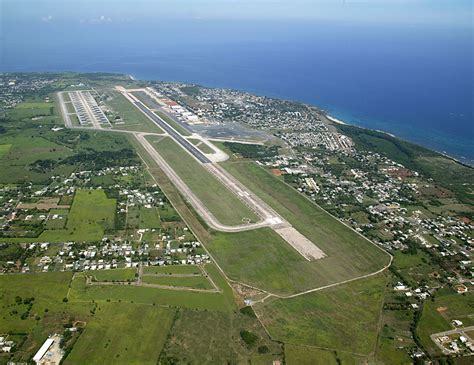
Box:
[326,112,473,168]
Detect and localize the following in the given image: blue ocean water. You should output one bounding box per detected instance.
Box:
[1,19,473,164]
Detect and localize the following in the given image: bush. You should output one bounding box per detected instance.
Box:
[258,345,269,354]
[239,330,258,347]
[239,306,256,318]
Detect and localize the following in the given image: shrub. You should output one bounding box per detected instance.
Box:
[239,330,258,347]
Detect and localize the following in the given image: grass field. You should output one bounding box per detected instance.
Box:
[160,308,283,364]
[105,90,164,134]
[255,274,387,354]
[0,135,74,184]
[39,189,116,242]
[285,344,367,365]
[90,268,137,282]
[0,190,115,243]
[203,160,390,294]
[0,144,12,158]
[375,309,414,364]
[65,303,175,365]
[70,264,236,312]
[0,272,92,363]
[126,206,161,229]
[142,275,213,290]
[143,265,201,275]
[147,136,259,225]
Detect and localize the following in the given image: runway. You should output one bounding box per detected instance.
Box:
[60,87,327,261]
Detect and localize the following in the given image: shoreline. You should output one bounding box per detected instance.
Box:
[325,112,473,168]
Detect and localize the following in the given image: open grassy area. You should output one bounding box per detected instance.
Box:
[255,274,387,355]
[206,160,390,294]
[375,309,415,364]
[105,90,164,134]
[65,303,175,365]
[0,134,74,184]
[89,268,137,282]
[143,265,201,275]
[0,272,92,363]
[159,308,283,364]
[0,189,115,243]
[142,275,213,290]
[0,144,12,158]
[148,136,259,226]
[38,189,116,242]
[126,206,161,229]
[285,344,367,365]
[69,264,236,312]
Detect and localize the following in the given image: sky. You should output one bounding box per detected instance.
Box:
[1,0,473,27]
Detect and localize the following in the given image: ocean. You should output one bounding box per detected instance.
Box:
[1,19,473,164]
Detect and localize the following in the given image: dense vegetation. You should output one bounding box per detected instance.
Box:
[223,142,278,159]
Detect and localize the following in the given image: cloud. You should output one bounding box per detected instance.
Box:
[41,15,53,22]
[92,15,112,23]
[79,14,113,24]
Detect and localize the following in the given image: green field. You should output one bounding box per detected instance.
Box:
[0,272,92,363]
[105,90,164,133]
[159,308,283,364]
[147,136,259,225]
[44,209,69,230]
[285,344,367,365]
[255,274,387,354]
[0,135,74,184]
[126,206,161,229]
[70,264,236,312]
[66,303,175,365]
[375,309,415,364]
[90,268,137,282]
[0,190,116,243]
[0,144,12,158]
[143,265,201,275]
[142,275,213,290]
[39,189,116,242]
[203,160,390,294]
